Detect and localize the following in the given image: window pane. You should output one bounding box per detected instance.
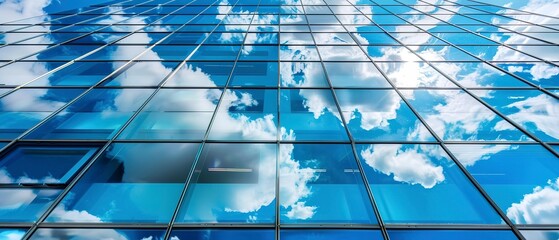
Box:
[0,146,97,184]
[0,229,26,240]
[170,229,274,240]
[0,89,83,139]
[388,230,518,240]
[102,61,179,87]
[376,62,457,88]
[119,89,218,140]
[229,62,278,87]
[24,89,153,140]
[281,229,383,240]
[177,143,276,223]
[26,62,114,87]
[323,62,390,87]
[46,143,199,223]
[208,89,277,141]
[30,228,166,240]
[357,144,503,224]
[164,62,234,87]
[280,62,329,87]
[0,189,61,222]
[448,144,559,225]
[521,230,559,240]
[280,144,376,223]
[280,89,348,141]
[401,90,531,141]
[336,89,435,141]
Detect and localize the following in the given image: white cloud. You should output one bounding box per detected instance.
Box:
[360,144,445,189]
[446,144,512,167]
[507,178,559,224]
[0,230,25,240]
[31,228,128,240]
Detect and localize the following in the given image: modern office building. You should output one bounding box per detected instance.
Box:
[0,0,558,239]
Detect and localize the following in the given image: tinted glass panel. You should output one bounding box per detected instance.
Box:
[281,229,384,240]
[388,230,518,240]
[31,228,166,240]
[0,189,61,222]
[170,229,275,240]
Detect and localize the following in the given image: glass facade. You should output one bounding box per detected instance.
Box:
[0,0,558,239]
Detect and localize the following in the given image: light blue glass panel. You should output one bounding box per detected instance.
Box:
[376,61,457,87]
[170,229,274,240]
[313,33,356,45]
[281,15,308,24]
[401,89,532,141]
[164,62,234,87]
[83,45,148,61]
[317,46,369,61]
[336,89,435,141]
[496,62,559,88]
[281,32,314,44]
[0,189,61,222]
[0,89,83,139]
[24,89,153,140]
[229,62,278,87]
[280,62,329,87]
[0,62,64,86]
[46,143,199,223]
[432,62,529,88]
[102,61,179,86]
[31,228,165,240]
[190,45,241,60]
[307,15,339,24]
[323,62,390,87]
[245,33,278,44]
[471,90,559,141]
[280,45,320,61]
[280,144,376,223]
[0,229,26,240]
[27,62,115,87]
[357,144,503,224]
[141,45,197,61]
[0,146,97,184]
[388,230,518,240]
[354,33,399,45]
[416,45,477,61]
[239,45,278,61]
[119,89,218,140]
[206,32,246,44]
[448,144,559,225]
[521,230,559,240]
[208,89,277,141]
[280,89,348,141]
[281,229,383,240]
[177,143,276,223]
[160,32,208,44]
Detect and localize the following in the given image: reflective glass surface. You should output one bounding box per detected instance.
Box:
[0,189,61,222]
[170,229,275,240]
[46,143,199,223]
[30,228,166,240]
[388,230,518,240]
[281,229,384,240]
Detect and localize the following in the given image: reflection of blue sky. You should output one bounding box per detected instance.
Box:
[448,144,559,225]
[388,230,517,240]
[0,229,25,240]
[31,228,165,240]
[358,144,502,224]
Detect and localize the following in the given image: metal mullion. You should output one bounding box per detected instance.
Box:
[275,4,282,240]
[161,1,258,239]
[347,2,531,240]
[372,1,559,158]
[17,0,224,237]
[399,2,559,99]
[301,3,391,240]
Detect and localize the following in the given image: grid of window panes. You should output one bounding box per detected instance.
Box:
[0,0,558,239]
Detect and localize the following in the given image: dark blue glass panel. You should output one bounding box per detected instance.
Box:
[119,89,218,140]
[280,89,349,141]
[280,144,376,223]
[160,32,208,44]
[280,62,329,87]
[177,143,276,223]
[27,62,115,87]
[521,230,559,240]
[164,62,234,87]
[239,45,279,61]
[0,146,97,184]
[448,144,559,224]
[190,45,241,61]
[0,189,61,222]
[117,32,169,44]
[323,62,390,87]
[281,229,383,240]
[471,90,559,141]
[83,45,148,61]
[170,229,275,240]
[336,89,435,141]
[388,230,518,240]
[24,89,153,140]
[34,45,102,61]
[245,33,278,44]
[31,228,166,240]
[0,89,83,139]
[208,89,277,141]
[102,61,179,86]
[206,32,246,44]
[46,143,199,223]
[0,229,26,240]
[357,144,503,224]
[401,89,532,141]
[229,62,278,87]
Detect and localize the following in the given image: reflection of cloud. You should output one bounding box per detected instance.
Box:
[361,145,445,189]
[31,228,129,240]
[447,144,512,167]
[0,169,58,210]
[0,230,25,240]
[0,0,50,24]
[494,94,559,140]
[507,178,559,224]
